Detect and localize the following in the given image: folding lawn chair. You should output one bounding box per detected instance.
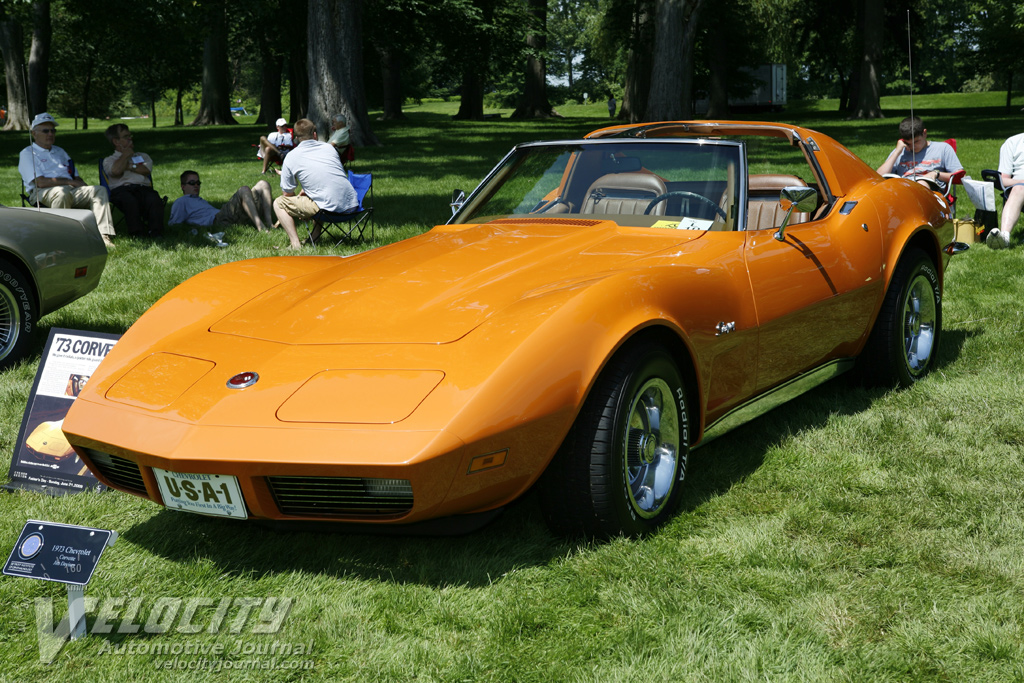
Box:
[943,139,965,217]
[20,157,81,207]
[19,184,36,207]
[98,158,167,232]
[307,170,374,246]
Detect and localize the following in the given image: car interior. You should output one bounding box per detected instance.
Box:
[454,136,830,231]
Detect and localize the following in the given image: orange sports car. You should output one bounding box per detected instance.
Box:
[62,121,965,537]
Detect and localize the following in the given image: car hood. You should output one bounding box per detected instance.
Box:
[210,219,703,344]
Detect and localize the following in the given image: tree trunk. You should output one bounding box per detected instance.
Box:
[257,35,283,127]
[28,0,50,116]
[82,59,92,130]
[150,97,157,127]
[1007,71,1014,110]
[378,45,406,120]
[621,0,653,123]
[678,12,699,119]
[0,15,30,130]
[705,15,729,118]
[307,0,379,146]
[191,4,236,126]
[511,0,554,119]
[835,63,850,112]
[454,67,485,120]
[175,86,184,126]
[848,0,883,119]
[845,64,860,113]
[289,47,308,123]
[645,0,703,122]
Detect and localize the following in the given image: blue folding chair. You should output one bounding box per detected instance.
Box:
[307,170,374,245]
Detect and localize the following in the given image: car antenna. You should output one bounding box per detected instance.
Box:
[28,124,41,211]
[907,10,916,170]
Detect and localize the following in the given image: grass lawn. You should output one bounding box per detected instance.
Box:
[1,93,1024,681]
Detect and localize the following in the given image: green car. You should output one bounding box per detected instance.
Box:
[0,206,107,369]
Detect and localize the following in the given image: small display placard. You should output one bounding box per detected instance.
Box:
[3,520,115,586]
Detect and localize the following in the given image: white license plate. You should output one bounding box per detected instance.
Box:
[153,468,247,519]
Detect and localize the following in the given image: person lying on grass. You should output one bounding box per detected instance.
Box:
[169,170,275,232]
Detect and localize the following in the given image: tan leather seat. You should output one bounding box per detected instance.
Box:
[581,173,668,216]
[746,174,810,231]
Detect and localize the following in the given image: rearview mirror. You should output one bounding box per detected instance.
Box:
[774,186,819,241]
[450,189,466,216]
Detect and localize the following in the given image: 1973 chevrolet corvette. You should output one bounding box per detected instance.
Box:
[63,121,965,537]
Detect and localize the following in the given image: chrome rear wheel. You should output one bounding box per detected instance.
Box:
[858,248,941,388]
[903,272,938,378]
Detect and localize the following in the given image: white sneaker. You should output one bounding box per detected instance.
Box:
[986,229,1009,249]
[102,234,115,249]
[205,232,228,248]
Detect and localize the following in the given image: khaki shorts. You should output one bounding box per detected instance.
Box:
[273,193,319,220]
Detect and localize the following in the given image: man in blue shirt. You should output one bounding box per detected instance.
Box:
[169,171,274,232]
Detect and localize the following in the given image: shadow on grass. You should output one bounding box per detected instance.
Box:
[681,376,880,513]
[121,493,564,589]
[934,327,975,373]
[116,360,947,589]
[683,325,974,515]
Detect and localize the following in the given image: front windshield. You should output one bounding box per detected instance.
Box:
[452,140,743,230]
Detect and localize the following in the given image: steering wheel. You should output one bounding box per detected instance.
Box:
[644,191,727,220]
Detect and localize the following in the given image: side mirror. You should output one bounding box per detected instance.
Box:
[450,189,466,216]
[774,186,818,241]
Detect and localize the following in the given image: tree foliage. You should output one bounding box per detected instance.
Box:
[1,0,1022,139]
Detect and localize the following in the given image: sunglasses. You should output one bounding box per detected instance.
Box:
[185,180,201,186]
[36,128,56,134]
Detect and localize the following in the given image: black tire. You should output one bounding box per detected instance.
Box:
[858,248,941,388]
[540,342,690,538]
[0,257,37,371]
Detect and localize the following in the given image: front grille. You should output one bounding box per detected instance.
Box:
[83,449,147,495]
[266,476,413,518]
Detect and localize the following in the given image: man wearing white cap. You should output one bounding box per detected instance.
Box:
[18,112,116,248]
[328,113,354,167]
[257,118,294,174]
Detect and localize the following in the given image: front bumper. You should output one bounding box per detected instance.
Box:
[65,398,466,524]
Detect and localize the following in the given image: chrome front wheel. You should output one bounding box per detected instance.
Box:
[624,378,682,519]
[540,341,690,538]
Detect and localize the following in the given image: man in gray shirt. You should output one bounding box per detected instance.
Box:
[876,116,962,192]
[273,118,357,249]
